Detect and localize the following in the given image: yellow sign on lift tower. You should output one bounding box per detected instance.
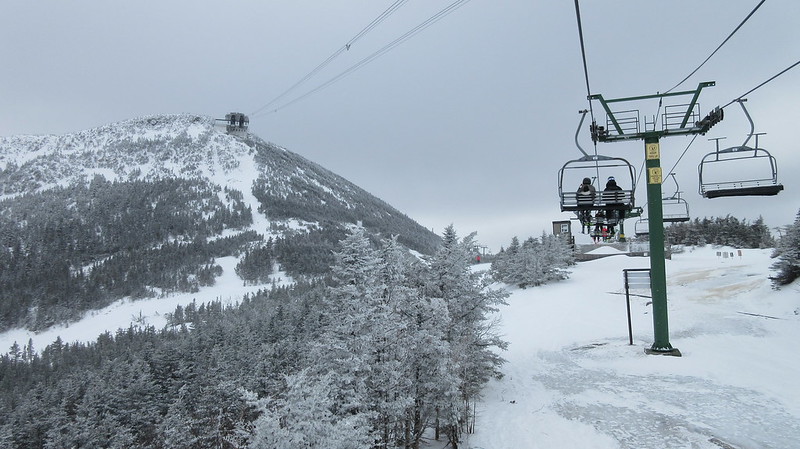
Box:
[646,142,660,160]
[648,167,662,184]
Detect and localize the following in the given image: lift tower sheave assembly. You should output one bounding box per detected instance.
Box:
[589,82,722,356]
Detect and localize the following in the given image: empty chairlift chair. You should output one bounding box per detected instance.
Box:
[634,218,649,237]
[661,173,690,222]
[698,99,784,199]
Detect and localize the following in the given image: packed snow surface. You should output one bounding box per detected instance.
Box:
[585,245,626,254]
[467,243,800,449]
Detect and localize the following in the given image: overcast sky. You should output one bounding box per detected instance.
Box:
[2,1,798,251]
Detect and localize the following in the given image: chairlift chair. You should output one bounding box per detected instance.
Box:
[698,99,784,198]
[558,111,637,219]
[634,218,649,237]
[661,173,690,222]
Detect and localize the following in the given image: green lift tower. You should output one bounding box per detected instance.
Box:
[588,82,723,356]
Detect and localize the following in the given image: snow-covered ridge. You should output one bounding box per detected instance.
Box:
[1,112,438,251]
[0,112,442,357]
[1,114,384,218]
[0,114,252,195]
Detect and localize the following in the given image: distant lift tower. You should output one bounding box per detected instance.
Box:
[216,112,249,136]
[589,82,722,356]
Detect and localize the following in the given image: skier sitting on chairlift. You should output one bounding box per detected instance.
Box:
[576,177,596,233]
[603,176,624,236]
[592,210,605,243]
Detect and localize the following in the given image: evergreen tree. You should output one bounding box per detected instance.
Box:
[247,371,375,449]
[538,232,575,284]
[490,233,574,288]
[424,225,507,448]
[770,210,800,287]
[156,394,199,449]
[665,215,775,248]
[271,227,383,444]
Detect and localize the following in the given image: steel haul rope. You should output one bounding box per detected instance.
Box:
[256,0,473,116]
[250,0,411,117]
[665,0,766,94]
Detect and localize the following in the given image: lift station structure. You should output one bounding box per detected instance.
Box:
[216,112,250,136]
[588,81,723,356]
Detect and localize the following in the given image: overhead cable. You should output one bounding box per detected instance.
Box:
[664,0,766,94]
[258,0,473,116]
[250,0,410,117]
[662,134,699,184]
[573,0,595,123]
[722,58,800,108]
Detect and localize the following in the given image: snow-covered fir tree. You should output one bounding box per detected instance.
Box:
[247,371,375,449]
[424,225,508,449]
[771,209,800,287]
[490,232,575,288]
[245,227,505,449]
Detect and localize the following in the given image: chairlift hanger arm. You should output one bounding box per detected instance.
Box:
[663,172,682,199]
[575,109,590,158]
[735,98,755,148]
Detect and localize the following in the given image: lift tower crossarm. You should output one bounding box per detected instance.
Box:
[589,82,716,142]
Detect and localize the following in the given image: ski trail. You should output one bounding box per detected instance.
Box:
[467,248,800,448]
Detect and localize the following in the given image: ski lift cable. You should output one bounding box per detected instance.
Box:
[256,0,473,117]
[573,0,596,127]
[573,0,602,180]
[662,134,699,185]
[250,0,411,117]
[635,158,645,189]
[664,0,766,95]
[348,0,410,46]
[265,0,471,115]
[721,58,800,109]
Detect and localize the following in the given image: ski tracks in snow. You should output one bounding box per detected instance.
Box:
[470,343,800,448]
[467,248,800,448]
[536,346,799,449]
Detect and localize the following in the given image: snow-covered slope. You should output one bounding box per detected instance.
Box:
[0,114,439,251]
[0,114,439,337]
[467,245,800,448]
[0,254,295,354]
[0,115,244,193]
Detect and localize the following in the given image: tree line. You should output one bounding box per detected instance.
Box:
[663,215,774,248]
[658,213,800,288]
[770,209,800,287]
[0,226,507,449]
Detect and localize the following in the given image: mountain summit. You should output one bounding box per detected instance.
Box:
[0,114,439,331]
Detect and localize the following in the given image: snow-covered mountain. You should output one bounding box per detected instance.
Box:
[0,114,439,331]
[0,115,245,191]
[0,114,438,251]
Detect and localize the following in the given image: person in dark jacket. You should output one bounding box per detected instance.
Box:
[577,177,596,204]
[592,210,605,243]
[576,177,596,233]
[603,176,625,236]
